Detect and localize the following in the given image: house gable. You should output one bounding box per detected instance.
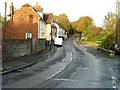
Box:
[13,3,40,22]
[6,3,41,39]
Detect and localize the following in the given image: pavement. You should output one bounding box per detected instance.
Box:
[1,45,56,75]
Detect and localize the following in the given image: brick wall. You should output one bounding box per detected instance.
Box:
[2,39,47,61]
[37,39,46,52]
[2,39,31,61]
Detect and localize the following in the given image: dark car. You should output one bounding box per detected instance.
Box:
[109,44,120,54]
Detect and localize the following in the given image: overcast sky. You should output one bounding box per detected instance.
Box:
[0,0,117,27]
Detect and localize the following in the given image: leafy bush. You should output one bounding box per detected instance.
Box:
[101,32,116,49]
[87,35,102,42]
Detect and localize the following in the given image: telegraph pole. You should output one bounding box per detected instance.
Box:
[4,2,7,39]
[118,0,120,44]
[116,0,118,44]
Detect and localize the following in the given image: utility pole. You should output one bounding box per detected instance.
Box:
[116,0,119,44]
[118,0,120,44]
[4,2,7,39]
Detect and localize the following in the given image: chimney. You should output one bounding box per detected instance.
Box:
[10,2,14,20]
[36,2,38,6]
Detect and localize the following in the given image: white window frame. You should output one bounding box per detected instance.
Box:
[26,32,32,39]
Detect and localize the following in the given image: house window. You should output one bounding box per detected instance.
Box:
[26,32,32,39]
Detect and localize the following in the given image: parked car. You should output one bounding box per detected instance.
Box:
[109,44,120,54]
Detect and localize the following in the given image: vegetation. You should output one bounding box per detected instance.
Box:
[53,11,120,49]
[70,16,102,42]
[0,16,4,39]
[0,16,4,27]
[100,12,117,48]
[53,13,70,33]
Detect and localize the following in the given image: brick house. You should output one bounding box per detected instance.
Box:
[6,2,44,40]
[4,2,54,53]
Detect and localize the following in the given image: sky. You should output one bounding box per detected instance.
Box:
[0,0,117,27]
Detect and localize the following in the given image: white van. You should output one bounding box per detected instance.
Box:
[54,37,63,46]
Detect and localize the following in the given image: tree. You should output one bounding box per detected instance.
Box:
[76,16,94,41]
[58,13,70,31]
[103,12,116,35]
[0,16,4,39]
[101,12,117,48]
[77,16,94,34]
[0,16,4,27]
[70,21,77,31]
[53,15,59,23]
[70,21,78,35]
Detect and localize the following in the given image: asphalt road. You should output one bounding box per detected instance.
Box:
[2,37,119,89]
[84,45,120,89]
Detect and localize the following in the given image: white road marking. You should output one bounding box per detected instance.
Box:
[53,78,79,82]
[69,49,73,62]
[46,42,73,80]
[46,67,66,80]
[78,67,88,70]
[112,76,117,89]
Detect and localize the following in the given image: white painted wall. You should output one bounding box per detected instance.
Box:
[38,19,46,39]
[37,12,43,19]
[45,24,51,41]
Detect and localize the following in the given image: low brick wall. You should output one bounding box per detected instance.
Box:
[37,39,46,52]
[2,39,31,61]
[2,39,47,61]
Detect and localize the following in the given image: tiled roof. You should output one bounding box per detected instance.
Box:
[43,13,53,24]
[33,6,43,12]
[22,3,31,7]
[21,3,41,18]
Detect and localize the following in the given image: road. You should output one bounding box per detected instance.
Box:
[2,37,119,89]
